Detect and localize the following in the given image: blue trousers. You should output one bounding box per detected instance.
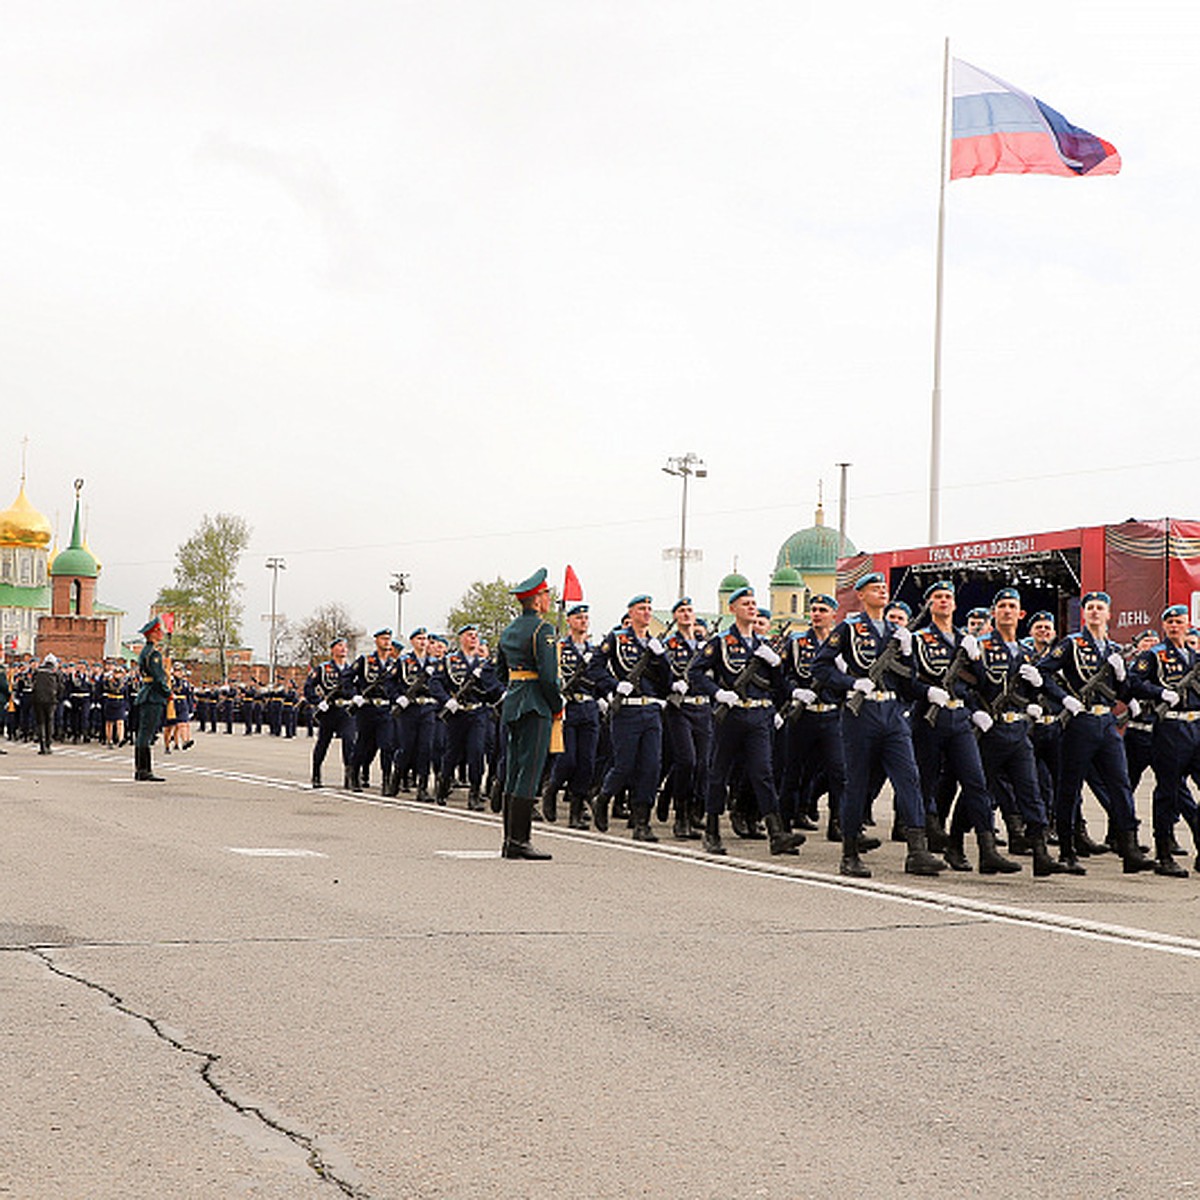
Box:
[600,705,662,808]
[706,707,779,818]
[842,699,925,836]
[1057,712,1138,845]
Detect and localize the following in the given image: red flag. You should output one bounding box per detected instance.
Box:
[159,611,175,634]
[562,565,583,603]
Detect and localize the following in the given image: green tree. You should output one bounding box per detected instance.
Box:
[170,513,251,679]
[152,584,203,658]
[446,577,522,651]
[294,602,365,665]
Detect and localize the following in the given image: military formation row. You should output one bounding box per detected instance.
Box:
[292,578,1200,879]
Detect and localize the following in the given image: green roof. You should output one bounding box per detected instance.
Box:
[718,571,750,592]
[0,582,50,608]
[776,518,855,574]
[50,490,98,579]
[771,565,803,587]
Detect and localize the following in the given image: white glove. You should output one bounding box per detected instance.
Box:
[671,679,688,694]
[852,678,875,696]
[715,689,740,707]
[652,697,667,708]
[792,687,817,706]
[1018,663,1043,688]
[834,654,848,674]
[773,712,784,730]
[352,694,366,707]
[615,680,634,697]
[1160,688,1181,708]
[597,697,609,716]
[960,633,981,661]
[1128,698,1142,718]
[317,700,329,713]
[1025,703,1044,720]
[892,627,913,656]
[971,710,994,733]
[471,666,483,678]
[1063,696,1084,716]
[646,637,665,656]
[754,643,782,667]
[444,697,459,715]
[1107,653,1126,681]
[63,700,71,709]
[396,696,410,710]
[926,686,950,707]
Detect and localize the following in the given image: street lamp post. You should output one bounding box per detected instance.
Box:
[265,557,286,686]
[389,572,410,638]
[662,453,707,599]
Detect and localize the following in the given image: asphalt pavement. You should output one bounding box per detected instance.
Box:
[2,732,1198,1198]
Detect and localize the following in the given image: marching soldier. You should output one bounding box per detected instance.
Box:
[387,628,447,801]
[592,594,671,840]
[1037,591,1156,874]
[543,603,604,829]
[812,572,946,878]
[909,580,1020,875]
[134,617,171,781]
[350,628,399,794]
[304,636,357,789]
[659,597,710,840]
[1129,604,1200,876]
[689,586,805,857]
[438,623,503,810]
[494,568,562,859]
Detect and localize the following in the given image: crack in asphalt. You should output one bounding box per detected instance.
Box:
[25,947,369,1198]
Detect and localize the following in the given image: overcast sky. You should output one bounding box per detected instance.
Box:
[3,2,1196,650]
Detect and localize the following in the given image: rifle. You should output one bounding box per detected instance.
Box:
[845,598,932,716]
[923,639,979,727]
[560,646,595,697]
[712,636,774,726]
[1153,654,1200,719]
[666,633,709,710]
[393,661,433,713]
[609,620,675,715]
[438,661,484,722]
[1056,658,1119,725]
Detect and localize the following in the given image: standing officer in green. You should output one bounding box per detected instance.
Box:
[134,616,171,782]
[495,568,562,860]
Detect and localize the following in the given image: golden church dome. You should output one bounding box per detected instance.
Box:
[0,484,53,549]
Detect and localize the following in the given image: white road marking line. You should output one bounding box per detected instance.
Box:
[435,849,499,859]
[226,848,327,858]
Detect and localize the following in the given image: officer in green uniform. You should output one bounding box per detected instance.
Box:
[134,616,171,781]
[495,567,563,860]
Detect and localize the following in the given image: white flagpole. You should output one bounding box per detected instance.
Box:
[929,36,950,546]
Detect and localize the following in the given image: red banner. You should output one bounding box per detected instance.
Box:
[562,565,583,603]
[1104,521,1166,636]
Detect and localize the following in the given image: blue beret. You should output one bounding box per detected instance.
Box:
[1082,591,1111,606]
[1029,610,1055,625]
[968,607,989,620]
[456,623,478,635]
[728,586,754,605]
[627,593,652,608]
[409,626,427,639]
[923,579,954,601]
[671,596,693,613]
[1162,604,1188,621]
[992,589,1019,606]
[374,627,393,638]
[855,572,884,591]
[566,603,588,617]
[431,633,448,645]
[329,635,347,648]
[809,593,837,610]
[885,600,911,617]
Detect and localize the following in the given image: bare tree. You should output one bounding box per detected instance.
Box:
[294,603,365,664]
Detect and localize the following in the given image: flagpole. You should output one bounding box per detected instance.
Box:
[929,35,950,546]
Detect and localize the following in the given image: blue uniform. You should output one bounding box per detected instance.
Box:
[661,629,711,835]
[304,659,356,785]
[389,652,447,799]
[547,636,604,824]
[351,649,399,790]
[438,649,503,806]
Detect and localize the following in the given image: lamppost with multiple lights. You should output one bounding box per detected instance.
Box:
[662,453,706,599]
[389,572,411,638]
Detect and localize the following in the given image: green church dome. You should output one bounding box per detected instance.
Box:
[50,486,98,579]
[770,565,803,587]
[775,505,855,574]
[718,571,750,593]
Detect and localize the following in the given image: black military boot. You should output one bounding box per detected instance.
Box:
[349,765,364,794]
[434,771,453,805]
[1114,828,1156,873]
[702,813,726,856]
[467,784,484,812]
[589,792,611,833]
[978,830,1022,875]
[890,814,906,842]
[839,835,871,878]
[142,748,164,782]
[764,811,804,855]
[415,774,433,803]
[1003,812,1032,855]
[672,800,693,840]
[631,803,658,842]
[1075,818,1109,856]
[925,811,949,853]
[488,779,502,812]
[1154,835,1189,877]
[311,767,322,789]
[904,827,947,876]
[856,831,882,852]
[1030,830,1065,877]
[568,793,589,830]
[655,782,672,825]
[541,778,559,823]
[501,794,552,860]
[942,829,973,872]
[612,794,630,821]
[133,746,147,781]
[826,810,843,843]
[381,763,392,796]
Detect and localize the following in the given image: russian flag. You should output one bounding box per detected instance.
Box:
[951,59,1120,180]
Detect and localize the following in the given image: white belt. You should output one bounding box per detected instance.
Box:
[806,703,838,713]
[1087,704,1112,715]
[618,696,656,706]
[729,698,773,709]
[863,691,896,702]
[681,695,710,706]
[1163,710,1200,722]
[999,711,1030,723]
